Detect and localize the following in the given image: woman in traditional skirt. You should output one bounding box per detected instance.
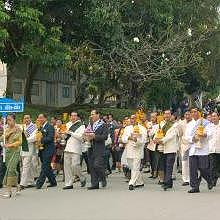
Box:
[1,114,22,198]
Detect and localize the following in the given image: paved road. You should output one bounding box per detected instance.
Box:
[0,172,220,220]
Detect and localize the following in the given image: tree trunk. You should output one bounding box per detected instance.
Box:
[127,81,140,108]
[24,61,38,104]
[75,71,81,104]
[6,64,14,98]
[98,91,105,105]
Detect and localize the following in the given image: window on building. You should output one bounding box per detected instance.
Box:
[62,86,70,98]
[31,83,40,96]
[13,81,22,94]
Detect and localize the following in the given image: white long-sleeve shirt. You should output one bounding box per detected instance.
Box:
[209,122,220,154]
[185,119,211,156]
[65,122,85,155]
[122,125,147,159]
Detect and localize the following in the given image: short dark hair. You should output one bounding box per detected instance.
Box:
[91,110,100,115]
[7,113,16,120]
[23,114,31,118]
[71,112,78,116]
[39,113,48,119]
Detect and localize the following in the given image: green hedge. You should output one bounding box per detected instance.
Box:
[13,106,135,123]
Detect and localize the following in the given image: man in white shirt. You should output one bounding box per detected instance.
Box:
[20,115,37,189]
[185,108,213,193]
[209,112,220,186]
[178,111,192,186]
[63,112,86,190]
[147,112,159,178]
[122,115,147,190]
[155,111,178,190]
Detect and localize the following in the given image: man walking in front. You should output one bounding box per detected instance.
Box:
[85,110,108,190]
[122,115,147,190]
[36,114,57,189]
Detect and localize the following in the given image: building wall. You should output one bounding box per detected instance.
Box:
[57,83,76,107]
[12,78,76,107]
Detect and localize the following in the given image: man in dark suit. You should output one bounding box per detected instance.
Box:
[85,110,108,190]
[36,114,57,189]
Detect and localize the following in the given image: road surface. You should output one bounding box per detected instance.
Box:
[0,171,219,220]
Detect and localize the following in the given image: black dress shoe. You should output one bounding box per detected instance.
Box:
[80,180,86,187]
[26,184,36,188]
[47,183,57,188]
[188,188,200,193]
[63,186,73,190]
[182,182,190,186]
[19,185,26,190]
[213,178,218,187]
[163,185,173,191]
[101,179,107,188]
[158,181,164,185]
[148,176,154,179]
[87,186,99,190]
[36,185,42,189]
[129,185,134,191]
[0,184,3,189]
[208,183,214,190]
[135,184,144,188]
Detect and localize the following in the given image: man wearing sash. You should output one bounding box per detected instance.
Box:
[86,110,108,190]
[122,115,147,190]
[20,115,37,189]
[155,111,179,190]
[185,108,213,193]
[63,112,86,190]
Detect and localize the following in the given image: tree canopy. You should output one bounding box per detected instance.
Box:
[0,0,220,108]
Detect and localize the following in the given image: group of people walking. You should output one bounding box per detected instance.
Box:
[0,108,219,198]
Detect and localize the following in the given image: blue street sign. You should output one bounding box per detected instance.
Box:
[0,97,24,113]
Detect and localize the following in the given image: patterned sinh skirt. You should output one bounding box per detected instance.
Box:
[3,148,20,187]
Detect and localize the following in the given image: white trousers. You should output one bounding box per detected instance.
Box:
[64,152,85,187]
[32,155,40,178]
[127,158,144,186]
[20,156,35,186]
[181,150,190,183]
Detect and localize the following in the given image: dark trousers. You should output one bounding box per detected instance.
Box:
[142,148,150,167]
[80,152,90,174]
[155,150,165,172]
[36,153,57,188]
[149,150,157,175]
[104,147,111,172]
[88,154,106,187]
[209,153,220,185]
[189,155,211,189]
[110,148,116,169]
[0,155,6,186]
[164,153,176,186]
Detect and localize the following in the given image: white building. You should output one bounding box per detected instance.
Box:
[0,61,7,97]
